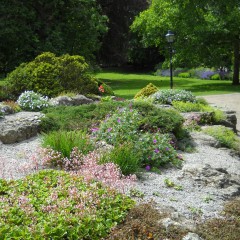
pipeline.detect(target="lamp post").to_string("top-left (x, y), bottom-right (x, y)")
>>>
top-left (165, 30), bottom-right (175, 89)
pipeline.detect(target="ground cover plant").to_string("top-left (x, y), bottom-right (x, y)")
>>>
top-left (203, 126), bottom-right (240, 151)
top-left (95, 70), bottom-right (240, 99)
top-left (0, 170), bottom-right (134, 239)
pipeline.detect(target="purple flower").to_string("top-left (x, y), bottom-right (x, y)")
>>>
top-left (153, 139), bottom-right (157, 144)
top-left (154, 149), bottom-right (160, 153)
top-left (145, 165), bottom-right (151, 171)
top-left (117, 118), bottom-right (121, 123)
top-left (166, 147), bottom-right (169, 151)
top-left (107, 128), bottom-right (112, 132)
top-left (91, 128), bottom-right (99, 132)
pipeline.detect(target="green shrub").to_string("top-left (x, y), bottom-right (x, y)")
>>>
top-left (135, 132), bottom-right (181, 168)
top-left (0, 170), bottom-right (134, 239)
top-left (134, 83), bottom-right (159, 99)
top-left (6, 52), bottom-right (113, 98)
top-left (98, 83), bottom-right (115, 96)
top-left (132, 101), bottom-right (184, 136)
top-left (42, 130), bottom-right (94, 158)
top-left (211, 73), bottom-right (221, 80)
top-left (203, 126), bottom-right (240, 150)
top-left (178, 72), bottom-right (191, 78)
top-left (172, 101), bottom-right (203, 112)
top-left (17, 90), bottom-right (49, 111)
top-left (196, 97), bottom-right (209, 105)
top-left (151, 89), bottom-right (196, 104)
top-left (99, 142), bottom-right (140, 175)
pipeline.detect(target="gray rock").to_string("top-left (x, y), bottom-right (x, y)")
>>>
top-left (182, 232), bottom-right (203, 240)
top-left (0, 105), bottom-right (14, 115)
top-left (0, 112), bottom-right (44, 144)
top-left (50, 94), bottom-right (93, 106)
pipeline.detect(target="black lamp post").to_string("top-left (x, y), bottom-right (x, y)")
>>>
top-left (165, 30), bottom-right (175, 89)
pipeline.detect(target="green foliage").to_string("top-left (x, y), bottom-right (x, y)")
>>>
top-left (134, 83), bottom-right (159, 99)
top-left (40, 101), bottom-right (126, 133)
top-left (2, 100), bottom-right (21, 113)
top-left (132, 101), bottom-right (184, 136)
top-left (0, 170), bottom-right (134, 239)
top-left (211, 73), bottom-right (221, 80)
top-left (6, 52), bottom-right (100, 97)
top-left (42, 130), bottom-right (94, 159)
top-left (99, 143), bottom-right (140, 175)
top-left (151, 90), bottom-right (197, 105)
top-left (17, 91), bottom-right (49, 111)
top-left (203, 126), bottom-right (240, 151)
top-left (0, 0), bottom-right (108, 74)
top-left (135, 132), bottom-right (181, 168)
top-left (178, 72), bottom-right (191, 78)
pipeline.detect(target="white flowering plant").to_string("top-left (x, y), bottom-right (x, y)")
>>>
top-left (17, 90), bottom-right (49, 111)
top-left (151, 89), bottom-right (196, 105)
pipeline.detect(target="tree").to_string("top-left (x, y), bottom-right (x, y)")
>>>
top-left (0, 0), bottom-right (108, 75)
top-left (131, 0), bottom-right (240, 85)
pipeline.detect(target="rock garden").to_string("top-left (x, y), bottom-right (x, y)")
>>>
top-left (0, 53), bottom-right (240, 240)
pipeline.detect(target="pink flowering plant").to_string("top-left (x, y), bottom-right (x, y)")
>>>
top-left (0, 170), bottom-right (134, 239)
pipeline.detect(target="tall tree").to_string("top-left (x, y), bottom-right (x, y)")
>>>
top-left (131, 0), bottom-right (240, 85)
top-left (0, 0), bottom-right (108, 75)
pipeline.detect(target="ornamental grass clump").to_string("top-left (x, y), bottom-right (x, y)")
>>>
top-left (0, 170), bottom-right (134, 239)
top-left (151, 89), bottom-right (196, 105)
top-left (17, 90), bottom-right (49, 111)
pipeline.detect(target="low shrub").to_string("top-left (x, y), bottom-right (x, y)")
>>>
top-left (42, 130), bottom-right (94, 159)
top-left (203, 126), bottom-right (240, 150)
top-left (134, 83), bottom-right (159, 99)
top-left (151, 89), bottom-right (196, 104)
top-left (178, 72), bottom-right (191, 78)
top-left (132, 101), bottom-right (184, 136)
top-left (135, 132), bottom-right (181, 168)
top-left (2, 100), bottom-right (21, 113)
top-left (99, 142), bottom-right (140, 175)
top-left (17, 91), bottom-right (49, 111)
top-left (211, 73), bottom-right (221, 80)
top-left (6, 52), bottom-right (113, 98)
top-left (0, 170), bottom-right (134, 239)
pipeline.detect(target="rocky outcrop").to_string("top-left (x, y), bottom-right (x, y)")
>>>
top-left (0, 112), bottom-right (44, 144)
top-left (49, 94), bottom-right (94, 106)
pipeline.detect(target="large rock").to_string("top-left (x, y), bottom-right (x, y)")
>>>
top-left (182, 232), bottom-right (203, 240)
top-left (50, 94), bottom-right (93, 106)
top-left (0, 112), bottom-right (44, 144)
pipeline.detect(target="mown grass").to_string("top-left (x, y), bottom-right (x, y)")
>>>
top-left (95, 70), bottom-right (240, 99)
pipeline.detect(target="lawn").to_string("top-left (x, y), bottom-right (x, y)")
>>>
top-left (95, 70), bottom-right (240, 99)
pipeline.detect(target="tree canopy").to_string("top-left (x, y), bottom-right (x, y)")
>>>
top-left (0, 0), bottom-right (108, 74)
top-left (131, 0), bottom-right (240, 85)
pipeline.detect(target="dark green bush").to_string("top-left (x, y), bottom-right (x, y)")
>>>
top-left (134, 83), bottom-right (159, 99)
top-left (132, 101), bottom-right (184, 136)
top-left (6, 52), bottom-right (113, 98)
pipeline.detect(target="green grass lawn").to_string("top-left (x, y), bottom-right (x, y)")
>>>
top-left (95, 70), bottom-right (240, 99)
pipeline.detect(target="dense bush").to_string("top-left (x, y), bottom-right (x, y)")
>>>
top-left (17, 91), bottom-right (49, 111)
top-left (6, 52), bottom-right (113, 97)
top-left (0, 170), bottom-right (134, 239)
top-left (132, 101), bottom-right (184, 135)
top-left (134, 83), bottom-right (159, 99)
top-left (178, 72), bottom-right (191, 78)
top-left (151, 89), bottom-right (196, 104)
top-left (211, 73), bottom-right (221, 80)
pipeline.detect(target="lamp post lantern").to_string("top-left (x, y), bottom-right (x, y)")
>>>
top-left (165, 30), bottom-right (175, 89)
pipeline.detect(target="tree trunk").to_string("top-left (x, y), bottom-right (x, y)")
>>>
top-left (232, 37), bottom-right (239, 85)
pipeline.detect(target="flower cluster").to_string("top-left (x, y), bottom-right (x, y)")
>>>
top-left (151, 89), bottom-right (196, 104)
top-left (17, 90), bottom-right (49, 111)
top-left (98, 85), bottom-right (105, 93)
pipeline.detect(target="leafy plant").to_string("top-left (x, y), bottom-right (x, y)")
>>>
top-left (134, 83), bottom-right (159, 99)
top-left (0, 170), bottom-right (134, 239)
top-left (99, 142), bottom-right (140, 175)
top-left (203, 126), bottom-right (240, 151)
top-left (178, 72), bottom-right (191, 78)
top-left (211, 73), bottom-right (221, 80)
top-left (17, 91), bottom-right (49, 111)
top-left (42, 130), bottom-right (94, 158)
top-left (151, 89), bottom-right (196, 104)
top-left (2, 100), bottom-right (21, 113)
